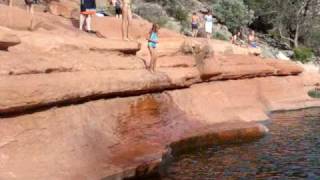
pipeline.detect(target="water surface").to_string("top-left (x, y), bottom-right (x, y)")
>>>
top-left (162, 108), bottom-right (320, 180)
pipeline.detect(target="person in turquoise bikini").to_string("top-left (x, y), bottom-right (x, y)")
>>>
top-left (147, 24), bottom-right (159, 72)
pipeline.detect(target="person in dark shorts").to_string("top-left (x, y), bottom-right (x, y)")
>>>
top-left (191, 12), bottom-right (199, 37)
top-left (115, 0), bottom-right (122, 19)
top-left (25, 0), bottom-right (34, 14)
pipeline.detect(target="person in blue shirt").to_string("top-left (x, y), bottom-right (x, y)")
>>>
top-left (147, 24), bottom-right (159, 72)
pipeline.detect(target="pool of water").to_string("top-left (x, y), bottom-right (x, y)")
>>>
top-left (162, 108), bottom-right (320, 180)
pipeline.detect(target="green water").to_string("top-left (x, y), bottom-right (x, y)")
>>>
top-left (162, 108), bottom-right (320, 180)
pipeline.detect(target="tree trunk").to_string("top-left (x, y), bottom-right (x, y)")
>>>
top-left (294, 24), bottom-right (300, 48)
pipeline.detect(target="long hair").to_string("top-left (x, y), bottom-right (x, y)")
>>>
top-left (150, 24), bottom-right (159, 34)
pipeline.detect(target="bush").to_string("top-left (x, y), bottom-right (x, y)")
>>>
top-left (293, 47), bottom-right (314, 64)
top-left (212, 0), bottom-right (254, 32)
top-left (308, 89), bottom-right (320, 99)
top-left (146, 16), bottom-right (169, 27)
top-left (213, 32), bottom-right (229, 41)
top-left (174, 7), bottom-right (188, 22)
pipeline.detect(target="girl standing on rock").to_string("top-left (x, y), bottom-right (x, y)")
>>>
top-left (80, 0), bottom-right (96, 33)
top-left (147, 24), bottom-right (159, 72)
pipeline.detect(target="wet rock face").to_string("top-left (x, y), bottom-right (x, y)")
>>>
top-left (0, 94), bottom-right (268, 180)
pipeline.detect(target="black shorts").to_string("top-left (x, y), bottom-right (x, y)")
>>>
top-left (115, 7), bottom-right (122, 15)
top-left (191, 23), bottom-right (198, 30)
top-left (25, 0), bottom-right (34, 5)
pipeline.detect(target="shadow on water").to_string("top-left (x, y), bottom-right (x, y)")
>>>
top-left (160, 108), bottom-right (320, 180)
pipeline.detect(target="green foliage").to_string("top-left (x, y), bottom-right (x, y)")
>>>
top-left (293, 47), bottom-right (314, 64)
top-left (269, 31), bottom-right (281, 40)
top-left (308, 89), bottom-right (320, 99)
top-left (306, 31), bottom-right (320, 56)
top-left (146, 16), bottom-right (169, 27)
top-left (212, 0), bottom-right (254, 32)
top-left (213, 32), bottom-right (229, 41)
top-left (174, 7), bottom-right (188, 22)
top-left (166, 4), bottom-right (189, 33)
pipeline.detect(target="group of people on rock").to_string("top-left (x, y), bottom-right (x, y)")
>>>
top-left (231, 29), bottom-right (258, 48)
top-left (191, 10), bottom-right (215, 39)
top-left (22, 0), bottom-right (256, 72)
top-left (191, 10), bottom-right (258, 48)
top-left (80, 0), bottom-right (132, 40)
top-left (80, 0), bottom-right (158, 72)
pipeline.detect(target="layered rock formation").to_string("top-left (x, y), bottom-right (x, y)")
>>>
top-left (0, 27), bottom-right (20, 50)
top-left (1, 4), bottom-right (320, 180)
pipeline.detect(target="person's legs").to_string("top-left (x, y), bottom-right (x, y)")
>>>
top-left (79, 14), bottom-right (85, 30)
top-left (86, 14), bottom-right (92, 31)
top-left (192, 27), bottom-right (195, 37)
top-left (121, 7), bottom-right (128, 40)
top-left (150, 47), bottom-right (157, 72)
top-left (147, 46), bottom-right (152, 70)
top-left (30, 4), bottom-right (34, 14)
top-left (26, 5), bottom-right (30, 13)
top-left (29, 4), bottom-right (34, 30)
top-left (126, 8), bottom-right (132, 39)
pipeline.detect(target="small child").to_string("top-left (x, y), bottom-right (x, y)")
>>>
top-left (147, 24), bottom-right (159, 72)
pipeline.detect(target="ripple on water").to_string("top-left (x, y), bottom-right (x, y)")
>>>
top-left (162, 108), bottom-right (320, 180)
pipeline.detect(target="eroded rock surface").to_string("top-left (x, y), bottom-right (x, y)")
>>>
top-left (0, 94), bottom-right (268, 180)
top-left (0, 27), bottom-right (20, 50)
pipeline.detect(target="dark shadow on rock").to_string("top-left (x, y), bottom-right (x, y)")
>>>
top-left (71, 18), bottom-right (79, 29)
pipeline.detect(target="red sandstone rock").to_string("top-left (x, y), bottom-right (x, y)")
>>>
top-left (0, 3), bottom-right (319, 179)
top-left (48, 0), bottom-right (79, 19)
top-left (0, 70), bottom-right (175, 114)
top-left (265, 59), bottom-right (303, 75)
top-left (0, 94), bottom-right (268, 180)
top-left (0, 5), bottom-right (35, 30)
top-left (0, 27), bottom-right (20, 50)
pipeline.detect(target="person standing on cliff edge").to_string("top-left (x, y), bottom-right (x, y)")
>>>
top-left (147, 24), bottom-right (159, 72)
top-left (121, 0), bottom-right (132, 40)
top-left (25, 0), bottom-right (35, 30)
top-left (79, 0), bottom-right (96, 33)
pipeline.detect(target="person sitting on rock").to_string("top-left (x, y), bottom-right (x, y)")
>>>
top-left (79, 0), bottom-right (96, 33)
top-left (121, 0), bottom-right (132, 40)
top-left (231, 31), bottom-right (240, 45)
top-left (231, 30), bottom-right (245, 46)
top-left (191, 12), bottom-right (199, 38)
top-left (248, 30), bottom-right (258, 48)
top-left (147, 24), bottom-right (159, 72)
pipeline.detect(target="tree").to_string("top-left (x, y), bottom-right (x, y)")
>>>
top-left (245, 0), bottom-right (320, 48)
top-left (212, 0), bottom-right (254, 32)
